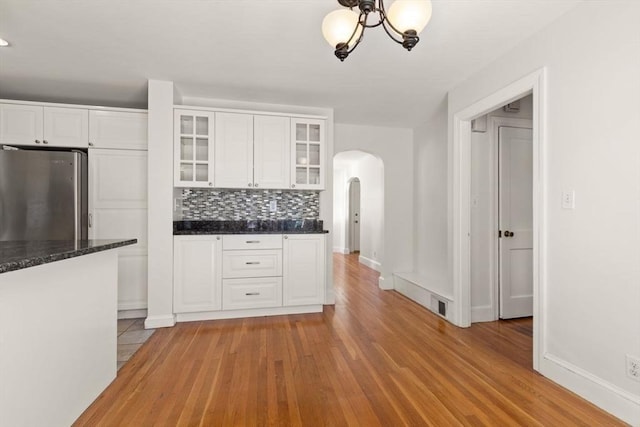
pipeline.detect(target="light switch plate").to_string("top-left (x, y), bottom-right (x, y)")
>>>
top-left (562, 190), bottom-right (575, 209)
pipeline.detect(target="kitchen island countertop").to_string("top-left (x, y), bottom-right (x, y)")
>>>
top-left (0, 239), bottom-right (137, 274)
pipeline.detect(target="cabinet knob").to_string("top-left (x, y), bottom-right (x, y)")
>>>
top-left (284, 235), bottom-right (288, 239)
top-left (35, 140), bottom-right (41, 144)
top-left (291, 184), bottom-right (295, 189)
top-left (208, 182), bottom-right (213, 186)
top-left (216, 236), bottom-right (220, 240)
top-left (254, 183), bottom-right (259, 188)
top-left (42, 140), bottom-right (49, 145)
top-left (88, 142), bottom-right (94, 147)
top-left (248, 183), bottom-right (253, 187)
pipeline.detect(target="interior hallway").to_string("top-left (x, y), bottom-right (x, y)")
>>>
top-left (75, 254), bottom-right (623, 425)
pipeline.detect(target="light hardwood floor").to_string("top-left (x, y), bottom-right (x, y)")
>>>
top-left (75, 254), bottom-right (625, 426)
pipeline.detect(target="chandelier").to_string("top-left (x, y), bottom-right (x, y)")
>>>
top-left (322, 0), bottom-right (432, 61)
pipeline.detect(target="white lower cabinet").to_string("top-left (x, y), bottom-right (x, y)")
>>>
top-left (283, 234), bottom-right (326, 306)
top-left (173, 233), bottom-right (325, 319)
top-left (89, 148), bottom-right (148, 312)
top-left (173, 235), bottom-right (222, 313)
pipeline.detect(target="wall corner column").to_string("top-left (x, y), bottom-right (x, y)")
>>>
top-left (145, 80), bottom-right (176, 329)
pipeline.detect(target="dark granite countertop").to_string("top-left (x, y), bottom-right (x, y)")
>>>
top-left (174, 220), bottom-right (328, 235)
top-left (0, 239), bottom-right (137, 274)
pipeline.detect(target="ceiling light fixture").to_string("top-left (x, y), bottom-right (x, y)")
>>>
top-left (322, 0), bottom-right (432, 61)
top-left (0, 38), bottom-right (9, 47)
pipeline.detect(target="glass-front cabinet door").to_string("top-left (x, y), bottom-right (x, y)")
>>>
top-left (174, 109), bottom-right (215, 187)
top-left (291, 118), bottom-right (325, 190)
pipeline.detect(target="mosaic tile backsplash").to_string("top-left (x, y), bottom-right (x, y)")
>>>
top-left (180, 189), bottom-right (320, 220)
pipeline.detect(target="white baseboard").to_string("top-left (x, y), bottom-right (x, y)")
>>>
top-left (144, 314), bottom-right (176, 329)
top-left (541, 353), bottom-right (640, 426)
top-left (393, 275), bottom-right (453, 323)
top-left (117, 301), bottom-right (147, 311)
top-left (118, 309), bottom-right (148, 320)
top-left (176, 305), bottom-right (323, 322)
top-left (378, 275), bottom-right (392, 290)
top-left (332, 247), bottom-right (350, 254)
top-left (471, 305), bottom-right (496, 323)
top-left (358, 255), bottom-right (381, 272)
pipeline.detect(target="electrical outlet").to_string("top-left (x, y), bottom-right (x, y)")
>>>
top-left (626, 355), bottom-right (640, 381)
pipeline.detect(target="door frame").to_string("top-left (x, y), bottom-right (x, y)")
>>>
top-left (452, 68), bottom-right (546, 371)
top-left (491, 117), bottom-right (533, 320)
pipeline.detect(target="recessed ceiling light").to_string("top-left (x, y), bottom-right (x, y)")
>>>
top-left (0, 38), bottom-right (9, 47)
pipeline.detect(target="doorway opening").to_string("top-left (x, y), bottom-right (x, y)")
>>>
top-left (452, 68), bottom-right (545, 371)
top-left (470, 96), bottom-right (533, 323)
top-left (332, 150), bottom-right (384, 272)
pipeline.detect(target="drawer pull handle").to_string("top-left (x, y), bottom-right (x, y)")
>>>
top-left (245, 261), bottom-right (261, 265)
top-left (245, 292), bottom-right (260, 296)
top-left (246, 240), bottom-right (260, 244)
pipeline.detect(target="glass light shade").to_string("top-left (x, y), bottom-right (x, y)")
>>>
top-left (322, 9), bottom-right (363, 48)
top-left (387, 0), bottom-right (432, 34)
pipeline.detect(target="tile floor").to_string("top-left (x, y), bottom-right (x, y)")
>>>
top-left (117, 318), bottom-right (155, 371)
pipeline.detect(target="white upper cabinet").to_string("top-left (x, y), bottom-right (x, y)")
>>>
top-left (89, 110), bottom-right (148, 149)
top-left (0, 104), bottom-right (88, 148)
top-left (214, 112), bottom-right (254, 189)
top-left (214, 113), bottom-right (291, 190)
top-left (0, 104), bottom-right (43, 145)
top-left (291, 118), bottom-right (325, 190)
top-left (174, 109), bottom-right (215, 188)
top-left (254, 115), bottom-right (290, 189)
top-left (43, 107), bottom-right (89, 147)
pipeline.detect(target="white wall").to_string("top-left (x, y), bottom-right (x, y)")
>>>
top-left (333, 152), bottom-right (384, 270)
top-left (442, 2), bottom-right (640, 422)
top-left (145, 80), bottom-right (176, 329)
top-left (413, 101), bottom-right (448, 287)
top-left (470, 95), bottom-right (533, 321)
top-left (335, 124), bottom-right (413, 288)
top-left (332, 164), bottom-right (348, 253)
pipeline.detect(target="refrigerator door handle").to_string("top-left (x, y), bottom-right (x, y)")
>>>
top-left (73, 152), bottom-right (82, 240)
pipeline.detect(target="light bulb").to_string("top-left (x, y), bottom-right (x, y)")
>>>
top-left (387, 0), bottom-right (432, 34)
top-left (322, 9), bottom-right (363, 48)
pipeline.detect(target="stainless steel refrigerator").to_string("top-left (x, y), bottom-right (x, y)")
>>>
top-left (0, 146), bottom-right (88, 241)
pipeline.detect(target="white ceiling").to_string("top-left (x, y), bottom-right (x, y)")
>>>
top-left (0, 0), bottom-right (581, 128)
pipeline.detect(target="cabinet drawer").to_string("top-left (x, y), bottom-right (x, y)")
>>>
top-left (222, 249), bottom-right (282, 278)
top-left (222, 277), bottom-right (282, 310)
top-left (223, 234), bottom-right (282, 250)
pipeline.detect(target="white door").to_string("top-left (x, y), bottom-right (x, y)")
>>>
top-left (215, 112), bottom-right (254, 189)
top-left (89, 149), bottom-right (148, 311)
top-left (0, 103), bottom-right (43, 146)
top-left (253, 115), bottom-right (290, 189)
top-left (499, 126), bottom-right (533, 319)
top-left (349, 179), bottom-right (361, 252)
